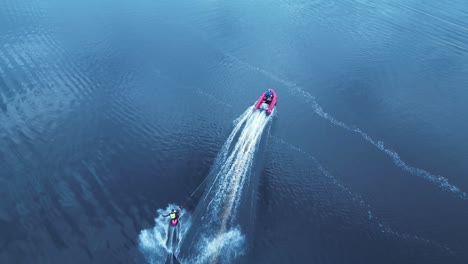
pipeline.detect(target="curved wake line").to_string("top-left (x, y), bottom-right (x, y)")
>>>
top-left (271, 135), bottom-right (454, 255)
top-left (224, 53), bottom-right (468, 200)
top-left (302, 92), bottom-right (468, 200)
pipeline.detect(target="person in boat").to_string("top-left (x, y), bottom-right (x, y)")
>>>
top-left (263, 89), bottom-right (274, 104)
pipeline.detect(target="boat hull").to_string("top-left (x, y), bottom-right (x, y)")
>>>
top-left (254, 89), bottom-right (277, 115)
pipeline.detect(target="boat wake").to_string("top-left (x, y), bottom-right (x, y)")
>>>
top-left (223, 53), bottom-right (468, 200)
top-left (139, 107), bottom-right (272, 264)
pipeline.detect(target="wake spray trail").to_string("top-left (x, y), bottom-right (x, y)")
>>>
top-left (177, 107), bottom-right (272, 264)
top-left (138, 107), bottom-right (272, 264)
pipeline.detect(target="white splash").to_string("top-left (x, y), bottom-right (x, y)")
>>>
top-left (138, 204), bottom-right (192, 264)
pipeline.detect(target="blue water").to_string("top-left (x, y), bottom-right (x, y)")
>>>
top-left (1, 0), bottom-right (468, 263)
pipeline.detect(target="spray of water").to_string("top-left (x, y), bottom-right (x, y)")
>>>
top-left (138, 204), bottom-right (192, 264)
top-left (139, 106), bottom-right (273, 264)
top-left (185, 107), bottom-right (271, 264)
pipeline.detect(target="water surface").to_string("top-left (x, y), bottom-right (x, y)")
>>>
top-left (1, 0), bottom-right (468, 263)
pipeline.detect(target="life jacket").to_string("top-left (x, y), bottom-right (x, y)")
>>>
top-left (169, 212), bottom-right (177, 219)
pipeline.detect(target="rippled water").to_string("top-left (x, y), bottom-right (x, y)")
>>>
top-left (1, 0), bottom-right (468, 263)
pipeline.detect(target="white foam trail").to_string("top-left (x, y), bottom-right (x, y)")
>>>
top-left (138, 204), bottom-right (192, 264)
top-left (304, 94), bottom-right (468, 199)
top-left (205, 109), bottom-right (269, 223)
top-left (224, 54), bottom-right (467, 199)
top-left (202, 108), bottom-right (255, 200)
top-left (180, 106), bottom-right (272, 264)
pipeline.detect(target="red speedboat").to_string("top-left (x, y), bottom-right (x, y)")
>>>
top-left (254, 89), bottom-right (277, 115)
